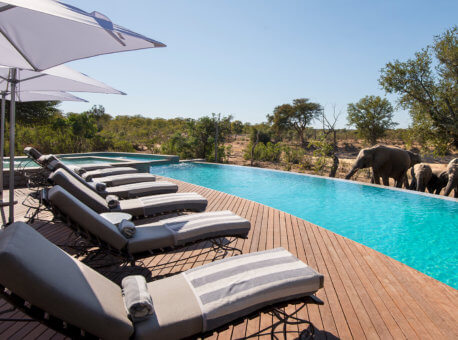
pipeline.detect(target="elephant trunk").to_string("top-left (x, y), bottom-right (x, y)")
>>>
top-left (345, 166), bottom-right (359, 180)
top-left (443, 174), bottom-right (457, 196)
top-left (417, 179), bottom-right (426, 192)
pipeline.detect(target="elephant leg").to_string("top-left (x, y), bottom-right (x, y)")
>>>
top-left (395, 174), bottom-right (405, 188)
top-left (372, 169), bottom-right (381, 185)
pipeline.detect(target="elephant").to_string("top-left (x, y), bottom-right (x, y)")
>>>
top-left (409, 163), bottom-right (432, 192)
top-left (426, 170), bottom-right (448, 195)
top-left (443, 158), bottom-right (458, 197)
top-left (345, 145), bottom-right (421, 188)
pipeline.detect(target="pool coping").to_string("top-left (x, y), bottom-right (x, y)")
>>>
top-left (183, 161), bottom-right (458, 203)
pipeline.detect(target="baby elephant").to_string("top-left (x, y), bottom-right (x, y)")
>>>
top-left (427, 170), bottom-right (449, 195)
top-left (409, 163), bottom-right (432, 192)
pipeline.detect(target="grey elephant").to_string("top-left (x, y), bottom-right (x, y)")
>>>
top-left (409, 163), bottom-right (432, 192)
top-left (427, 170), bottom-right (448, 195)
top-left (345, 145), bottom-right (421, 187)
top-left (443, 158), bottom-right (458, 197)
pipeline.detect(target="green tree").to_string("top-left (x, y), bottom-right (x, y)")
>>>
top-left (379, 26), bottom-right (457, 150)
top-left (267, 98), bottom-right (322, 148)
top-left (7, 101), bottom-right (62, 125)
top-left (187, 114), bottom-right (232, 160)
top-left (347, 95), bottom-right (397, 145)
top-left (231, 120), bottom-right (244, 135)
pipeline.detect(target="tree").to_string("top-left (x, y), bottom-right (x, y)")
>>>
top-left (231, 120), bottom-right (244, 135)
top-left (187, 114), bottom-right (232, 160)
top-left (7, 101), bottom-right (62, 125)
top-left (314, 106), bottom-right (341, 177)
top-left (267, 98), bottom-right (322, 148)
top-left (379, 26), bottom-right (457, 150)
top-left (347, 95), bottom-right (397, 145)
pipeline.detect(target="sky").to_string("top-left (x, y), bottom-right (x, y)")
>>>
top-left (60, 0), bottom-right (457, 128)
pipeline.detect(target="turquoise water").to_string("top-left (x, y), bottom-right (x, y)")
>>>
top-left (93, 153), bottom-right (167, 162)
top-left (60, 157), bottom-right (123, 165)
top-left (2, 159), bottom-right (38, 169)
top-left (151, 162), bottom-right (458, 288)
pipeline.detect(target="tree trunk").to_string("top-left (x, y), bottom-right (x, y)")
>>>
top-left (250, 132), bottom-right (259, 166)
top-left (329, 131), bottom-right (339, 177)
top-left (329, 154), bottom-right (339, 177)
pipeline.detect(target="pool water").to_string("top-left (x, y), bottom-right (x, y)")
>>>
top-left (151, 162), bottom-right (458, 288)
top-left (92, 153), bottom-right (168, 162)
top-left (59, 157), bottom-right (123, 165)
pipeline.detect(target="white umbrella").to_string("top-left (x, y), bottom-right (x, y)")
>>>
top-left (0, 0), bottom-right (166, 71)
top-left (0, 0), bottom-right (165, 223)
top-left (0, 65), bottom-right (125, 94)
top-left (5, 91), bottom-right (88, 102)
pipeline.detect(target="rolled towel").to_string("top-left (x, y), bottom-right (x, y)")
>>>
top-left (39, 154), bottom-right (60, 170)
top-left (122, 275), bottom-right (154, 322)
top-left (95, 182), bottom-right (107, 192)
top-left (106, 195), bottom-right (120, 209)
top-left (74, 166), bottom-right (86, 175)
top-left (118, 219), bottom-right (136, 238)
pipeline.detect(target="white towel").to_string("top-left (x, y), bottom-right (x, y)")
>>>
top-left (118, 219), bottom-right (136, 238)
top-left (122, 275), bottom-right (153, 321)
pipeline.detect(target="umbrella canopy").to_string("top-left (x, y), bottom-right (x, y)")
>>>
top-left (0, 0), bottom-right (166, 71)
top-left (0, 0), bottom-right (166, 225)
top-left (5, 91), bottom-right (87, 102)
top-left (0, 65), bottom-right (124, 94)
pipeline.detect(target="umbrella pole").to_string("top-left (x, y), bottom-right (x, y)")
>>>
top-left (0, 92), bottom-right (5, 200)
top-left (8, 69), bottom-right (17, 224)
top-left (0, 92), bottom-right (5, 226)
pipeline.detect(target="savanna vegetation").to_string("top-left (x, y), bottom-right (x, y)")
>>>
top-left (6, 26), bottom-right (457, 184)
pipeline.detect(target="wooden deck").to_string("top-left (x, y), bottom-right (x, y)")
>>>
top-left (0, 177), bottom-right (457, 339)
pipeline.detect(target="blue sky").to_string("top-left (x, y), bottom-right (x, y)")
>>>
top-left (61, 0), bottom-right (457, 128)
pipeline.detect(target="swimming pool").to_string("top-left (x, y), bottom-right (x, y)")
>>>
top-left (151, 162), bottom-right (458, 288)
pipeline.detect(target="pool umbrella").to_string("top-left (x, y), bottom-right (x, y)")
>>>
top-left (0, 0), bottom-right (165, 223)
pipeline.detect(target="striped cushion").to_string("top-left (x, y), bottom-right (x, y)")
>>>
top-left (163, 210), bottom-right (250, 244)
top-left (182, 247), bottom-right (323, 331)
top-left (92, 173), bottom-right (156, 186)
top-left (82, 167), bottom-right (138, 180)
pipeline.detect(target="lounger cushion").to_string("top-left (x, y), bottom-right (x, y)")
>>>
top-left (0, 222), bottom-right (134, 339)
top-left (134, 274), bottom-right (203, 340)
top-left (48, 186), bottom-right (128, 250)
top-left (92, 173), bottom-right (156, 187)
top-left (127, 211), bottom-right (249, 254)
top-left (119, 193), bottom-right (207, 217)
top-left (82, 167), bottom-right (138, 181)
top-left (135, 247), bottom-right (323, 339)
top-left (105, 181), bottom-right (178, 198)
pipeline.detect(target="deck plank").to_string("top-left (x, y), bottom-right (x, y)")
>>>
top-left (1, 179), bottom-right (457, 340)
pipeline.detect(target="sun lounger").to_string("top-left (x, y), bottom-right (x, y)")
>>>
top-left (48, 170), bottom-right (207, 217)
top-left (47, 185), bottom-right (250, 258)
top-left (0, 222), bottom-right (324, 340)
